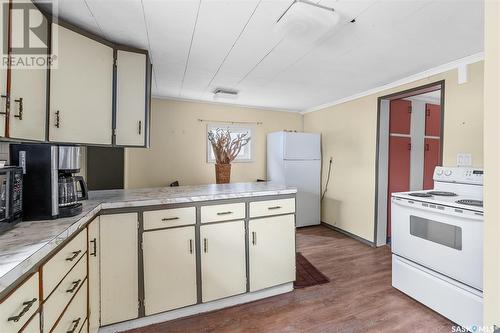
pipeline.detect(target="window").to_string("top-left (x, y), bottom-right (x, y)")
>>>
top-left (207, 124), bottom-right (253, 163)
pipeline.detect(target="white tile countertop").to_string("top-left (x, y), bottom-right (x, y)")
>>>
top-left (0, 182), bottom-right (296, 296)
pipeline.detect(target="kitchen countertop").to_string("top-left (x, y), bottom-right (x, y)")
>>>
top-left (0, 182), bottom-right (296, 296)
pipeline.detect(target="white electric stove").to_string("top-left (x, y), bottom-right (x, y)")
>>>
top-left (391, 166), bottom-right (483, 329)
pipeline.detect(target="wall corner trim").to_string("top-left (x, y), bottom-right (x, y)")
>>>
top-left (301, 52), bottom-right (484, 115)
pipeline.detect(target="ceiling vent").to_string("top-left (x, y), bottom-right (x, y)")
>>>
top-left (213, 88), bottom-right (239, 99)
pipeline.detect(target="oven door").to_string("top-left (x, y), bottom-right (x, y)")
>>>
top-left (391, 197), bottom-right (483, 290)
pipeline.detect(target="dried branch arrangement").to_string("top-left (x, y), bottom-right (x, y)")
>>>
top-left (208, 128), bottom-right (251, 164)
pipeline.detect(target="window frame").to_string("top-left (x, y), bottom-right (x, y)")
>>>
top-left (206, 123), bottom-right (254, 164)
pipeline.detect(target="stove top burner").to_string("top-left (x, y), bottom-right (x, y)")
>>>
top-left (456, 199), bottom-right (483, 207)
top-left (427, 191), bottom-right (458, 197)
top-left (408, 193), bottom-right (433, 198)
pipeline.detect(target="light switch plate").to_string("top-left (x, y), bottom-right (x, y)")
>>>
top-left (457, 153), bottom-right (472, 167)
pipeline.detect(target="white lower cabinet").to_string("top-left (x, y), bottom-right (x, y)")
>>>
top-left (248, 214), bottom-right (296, 292)
top-left (100, 213), bottom-right (139, 326)
top-left (200, 221), bottom-right (246, 302)
top-left (23, 313), bottom-right (40, 333)
top-left (88, 217), bottom-right (100, 333)
top-left (143, 226), bottom-right (197, 315)
top-left (51, 280), bottom-right (87, 333)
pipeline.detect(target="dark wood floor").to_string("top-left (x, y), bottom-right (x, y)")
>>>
top-left (125, 226), bottom-right (454, 333)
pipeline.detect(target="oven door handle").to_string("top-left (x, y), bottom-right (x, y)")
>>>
top-left (391, 198), bottom-right (484, 221)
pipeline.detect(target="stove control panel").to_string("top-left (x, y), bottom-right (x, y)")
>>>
top-left (433, 167), bottom-right (483, 185)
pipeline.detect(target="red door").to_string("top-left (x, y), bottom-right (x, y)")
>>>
top-left (390, 99), bottom-right (411, 134)
top-left (387, 136), bottom-right (411, 237)
top-left (425, 103), bottom-right (441, 136)
top-left (423, 138), bottom-right (441, 190)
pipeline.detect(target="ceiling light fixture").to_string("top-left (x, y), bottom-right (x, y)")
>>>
top-left (277, 0), bottom-right (335, 23)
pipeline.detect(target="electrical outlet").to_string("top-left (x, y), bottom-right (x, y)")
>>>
top-left (457, 153), bottom-right (472, 167)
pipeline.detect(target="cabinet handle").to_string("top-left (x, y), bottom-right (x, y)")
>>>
top-left (161, 217), bottom-right (179, 222)
top-left (0, 95), bottom-right (7, 115)
top-left (65, 250), bottom-right (81, 262)
top-left (268, 206), bottom-right (282, 210)
top-left (138, 120), bottom-right (142, 135)
top-left (203, 238), bottom-right (208, 253)
top-left (90, 238), bottom-right (97, 257)
top-left (189, 239), bottom-right (193, 254)
top-left (66, 279), bottom-right (81, 293)
top-left (252, 231), bottom-right (257, 245)
top-left (216, 211), bottom-right (233, 216)
top-left (55, 110), bottom-right (60, 128)
top-left (7, 298), bottom-right (37, 322)
top-left (14, 97), bottom-right (23, 120)
top-left (66, 318), bottom-right (81, 333)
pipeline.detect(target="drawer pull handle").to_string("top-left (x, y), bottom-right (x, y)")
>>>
top-left (90, 238), bottom-right (97, 257)
top-left (268, 206), bottom-right (282, 210)
top-left (189, 239), bottom-right (193, 254)
top-left (66, 279), bottom-right (81, 293)
top-left (55, 110), bottom-right (60, 128)
top-left (252, 231), bottom-right (257, 245)
top-left (203, 238), bottom-right (208, 253)
top-left (14, 97), bottom-right (23, 120)
top-left (7, 298), bottom-right (37, 322)
top-left (67, 318), bottom-right (81, 333)
top-left (216, 211), bottom-right (233, 216)
top-left (65, 250), bottom-right (82, 262)
top-left (161, 217), bottom-right (179, 221)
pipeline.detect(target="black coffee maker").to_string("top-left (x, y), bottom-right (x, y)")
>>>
top-left (10, 144), bottom-right (88, 220)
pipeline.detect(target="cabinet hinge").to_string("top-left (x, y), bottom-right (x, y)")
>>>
top-left (407, 143), bottom-right (412, 151)
top-left (408, 105), bottom-right (412, 114)
top-left (113, 128), bottom-right (117, 137)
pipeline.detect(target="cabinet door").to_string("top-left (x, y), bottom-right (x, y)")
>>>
top-left (143, 226), bottom-right (197, 315)
top-left (100, 213), bottom-right (138, 326)
top-left (115, 50), bottom-right (147, 146)
top-left (200, 221), bottom-right (246, 302)
top-left (88, 217), bottom-right (100, 333)
top-left (49, 24), bottom-right (113, 145)
top-left (9, 1), bottom-right (47, 141)
top-left (248, 214), bottom-right (296, 292)
top-left (0, 0), bottom-right (7, 137)
top-left (424, 138), bottom-right (441, 190)
top-left (425, 103), bottom-right (441, 137)
top-left (389, 99), bottom-right (411, 135)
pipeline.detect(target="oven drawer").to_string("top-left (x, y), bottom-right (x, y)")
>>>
top-left (144, 207), bottom-right (196, 230)
top-left (392, 255), bottom-right (482, 328)
top-left (0, 272), bottom-right (39, 333)
top-left (201, 203), bottom-right (245, 223)
top-left (42, 230), bottom-right (86, 300)
top-left (43, 255), bottom-right (87, 332)
top-left (249, 198), bottom-right (295, 218)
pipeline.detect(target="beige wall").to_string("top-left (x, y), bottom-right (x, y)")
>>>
top-left (483, 0), bottom-right (500, 327)
top-left (304, 61), bottom-right (484, 242)
top-left (124, 99), bottom-right (303, 188)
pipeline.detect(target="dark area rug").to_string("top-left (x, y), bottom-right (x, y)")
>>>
top-left (294, 252), bottom-right (330, 289)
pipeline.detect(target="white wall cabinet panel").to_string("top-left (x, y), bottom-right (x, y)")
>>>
top-left (115, 50), bottom-right (147, 146)
top-left (49, 24), bottom-right (113, 144)
top-left (9, 1), bottom-right (47, 141)
top-left (200, 221), bottom-right (246, 302)
top-left (100, 213), bottom-right (138, 326)
top-left (249, 214), bottom-right (296, 292)
top-left (88, 217), bottom-right (100, 333)
top-left (143, 226), bottom-right (197, 315)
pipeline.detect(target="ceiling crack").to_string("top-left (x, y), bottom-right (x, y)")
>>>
top-left (180, 0), bottom-right (202, 96)
top-left (140, 0), bottom-right (159, 90)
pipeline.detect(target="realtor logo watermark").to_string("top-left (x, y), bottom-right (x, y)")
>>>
top-left (1, 0), bottom-right (58, 69)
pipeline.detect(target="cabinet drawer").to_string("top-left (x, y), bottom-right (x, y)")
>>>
top-left (51, 280), bottom-right (87, 333)
top-left (43, 256), bottom-right (87, 332)
top-left (22, 313), bottom-right (40, 333)
top-left (0, 273), bottom-right (39, 333)
top-left (42, 230), bottom-right (86, 300)
top-left (144, 207), bottom-right (195, 230)
top-left (201, 203), bottom-right (245, 223)
top-left (249, 198), bottom-right (295, 218)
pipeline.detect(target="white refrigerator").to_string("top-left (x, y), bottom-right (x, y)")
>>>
top-left (267, 131), bottom-right (321, 227)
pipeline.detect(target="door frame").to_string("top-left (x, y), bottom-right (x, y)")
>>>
top-left (374, 80), bottom-right (445, 246)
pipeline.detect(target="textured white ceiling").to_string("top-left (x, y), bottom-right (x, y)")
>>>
top-left (36, 0), bottom-right (484, 112)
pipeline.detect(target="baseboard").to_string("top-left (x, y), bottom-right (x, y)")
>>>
top-left (98, 282), bottom-right (294, 333)
top-left (321, 222), bottom-right (375, 247)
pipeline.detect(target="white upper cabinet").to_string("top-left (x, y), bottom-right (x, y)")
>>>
top-left (115, 50), bottom-right (148, 147)
top-left (49, 23), bottom-right (113, 145)
top-left (9, 0), bottom-right (47, 141)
